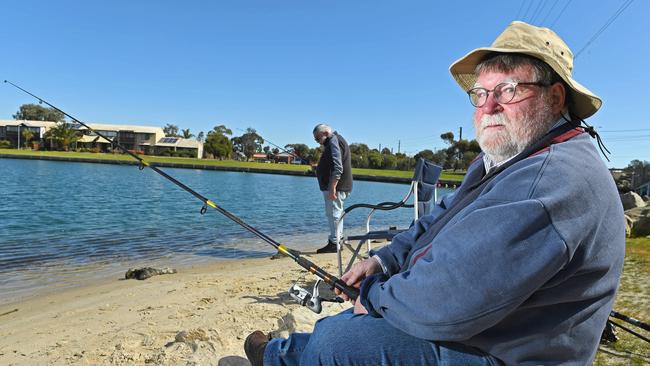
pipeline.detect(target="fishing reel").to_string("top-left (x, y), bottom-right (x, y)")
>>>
top-left (289, 278), bottom-right (344, 314)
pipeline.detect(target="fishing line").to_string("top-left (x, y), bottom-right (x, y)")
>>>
top-left (4, 80), bottom-right (359, 300)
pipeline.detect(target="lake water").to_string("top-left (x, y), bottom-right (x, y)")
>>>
top-left (0, 158), bottom-right (452, 304)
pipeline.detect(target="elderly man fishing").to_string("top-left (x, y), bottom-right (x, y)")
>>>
top-left (245, 21), bottom-right (624, 366)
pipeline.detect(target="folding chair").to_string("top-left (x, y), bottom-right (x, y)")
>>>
top-left (335, 158), bottom-right (442, 276)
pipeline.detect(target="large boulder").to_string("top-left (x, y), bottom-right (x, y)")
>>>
top-left (620, 192), bottom-right (646, 211)
top-left (625, 206), bottom-right (650, 237)
top-left (624, 214), bottom-right (633, 237)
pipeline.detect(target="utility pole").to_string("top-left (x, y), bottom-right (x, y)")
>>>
top-left (457, 126), bottom-right (463, 170)
top-left (398, 140), bottom-right (401, 154)
top-left (379, 143), bottom-right (381, 152)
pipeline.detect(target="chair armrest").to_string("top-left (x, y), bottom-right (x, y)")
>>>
top-left (343, 200), bottom-right (407, 214)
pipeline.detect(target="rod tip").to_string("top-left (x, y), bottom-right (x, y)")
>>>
top-left (3, 80), bottom-right (7, 83)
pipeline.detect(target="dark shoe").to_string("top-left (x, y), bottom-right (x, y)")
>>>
top-left (244, 330), bottom-right (270, 366)
top-left (316, 241), bottom-right (338, 254)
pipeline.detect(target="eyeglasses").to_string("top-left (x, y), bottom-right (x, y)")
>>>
top-left (467, 81), bottom-right (549, 107)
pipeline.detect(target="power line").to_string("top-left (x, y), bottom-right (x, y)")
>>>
top-left (600, 135), bottom-right (650, 140)
top-left (515, 0), bottom-right (527, 20)
top-left (550, 0), bottom-right (573, 28)
top-left (574, 0), bottom-right (635, 59)
top-left (529, 0), bottom-right (546, 24)
top-left (522, 0), bottom-right (535, 22)
top-left (604, 135), bottom-right (650, 140)
top-left (539, 0), bottom-right (560, 26)
top-left (600, 128), bottom-right (650, 133)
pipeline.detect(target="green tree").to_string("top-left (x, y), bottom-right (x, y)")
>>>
top-left (285, 143), bottom-right (309, 161)
top-left (204, 124), bottom-right (233, 159)
top-left (349, 143), bottom-right (371, 168)
top-left (461, 151), bottom-right (479, 168)
top-left (44, 122), bottom-right (80, 151)
top-left (431, 150), bottom-right (448, 166)
top-left (181, 128), bottom-right (194, 139)
top-left (163, 124), bottom-right (180, 137)
top-left (212, 125), bottom-right (233, 135)
top-left (231, 128), bottom-right (264, 160)
top-left (382, 153), bottom-right (397, 170)
top-left (440, 132), bottom-right (455, 145)
top-left (13, 104), bottom-right (64, 122)
top-left (395, 153), bottom-right (415, 171)
top-left (196, 131), bottom-right (205, 143)
top-left (305, 147), bottom-right (322, 164)
top-left (350, 143), bottom-right (370, 157)
top-left (468, 139), bottom-right (481, 153)
top-left (414, 149), bottom-right (435, 162)
top-left (21, 128), bottom-right (34, 148)
top-left (367, 150), bottom-right (383, 169)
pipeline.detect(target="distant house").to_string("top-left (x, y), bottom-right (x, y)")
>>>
top-left (152, 136), bottom-right (204, 158)
top-left (0, 120), bottom-right (204, 158)
top-left (252, 153), bottom-right (269, 162)
top-left (72, 122), bottom-right (164, 154)
top-left (274, 152), bottom-right (294, 164)
top-left (0, 120), bottom-right (57, 148)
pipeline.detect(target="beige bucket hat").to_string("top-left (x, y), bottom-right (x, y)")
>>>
top-left (449, 21), bottom-right (601, 119)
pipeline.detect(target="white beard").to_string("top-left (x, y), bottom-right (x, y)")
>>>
top-left (475, 95), bottom-right (556, 163)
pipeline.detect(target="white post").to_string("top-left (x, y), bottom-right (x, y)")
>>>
top-left (413, 181), bottom-right (419, 221)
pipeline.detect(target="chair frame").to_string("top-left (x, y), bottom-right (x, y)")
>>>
top-left (334, 179), bottom-right (438, 276)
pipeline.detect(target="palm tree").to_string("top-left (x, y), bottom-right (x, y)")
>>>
top-left (181, 129), bottom-right (194, 139)
top-left (44, 122), bottom-right (80, 151)
top-left (21, 127), bottom-right (34, 149)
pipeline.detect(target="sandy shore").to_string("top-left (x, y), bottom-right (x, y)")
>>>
top-left (3, 243), bottom-right (647, 366)
top-left (0, 252), bottom-right (351, 365)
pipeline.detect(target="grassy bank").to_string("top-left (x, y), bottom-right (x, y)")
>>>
top-left (595, 237), bottom-right (650, 365)
top-left (0, 149), bottom-right (465, 182)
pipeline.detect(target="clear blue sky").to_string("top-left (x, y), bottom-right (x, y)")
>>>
top-left (1, 0), bottom-right (647, 168)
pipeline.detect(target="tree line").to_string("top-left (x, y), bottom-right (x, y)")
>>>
top-left (163, 122), bottom-right (481, 171)
top-left (6, 104), bottom-right (497, 172)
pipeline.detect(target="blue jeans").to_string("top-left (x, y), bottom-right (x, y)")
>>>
top-left (263, 309), bottom-right (500, 366)
top-left (323, 191), bottom-right (349, 243)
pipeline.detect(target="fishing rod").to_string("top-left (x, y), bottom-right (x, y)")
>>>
top-left (4, 80), bottom-right (359, 301)
top-left (608, 310), bottom-right (650, 343)
top-left (611, 310), bottom-right (650, 332)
